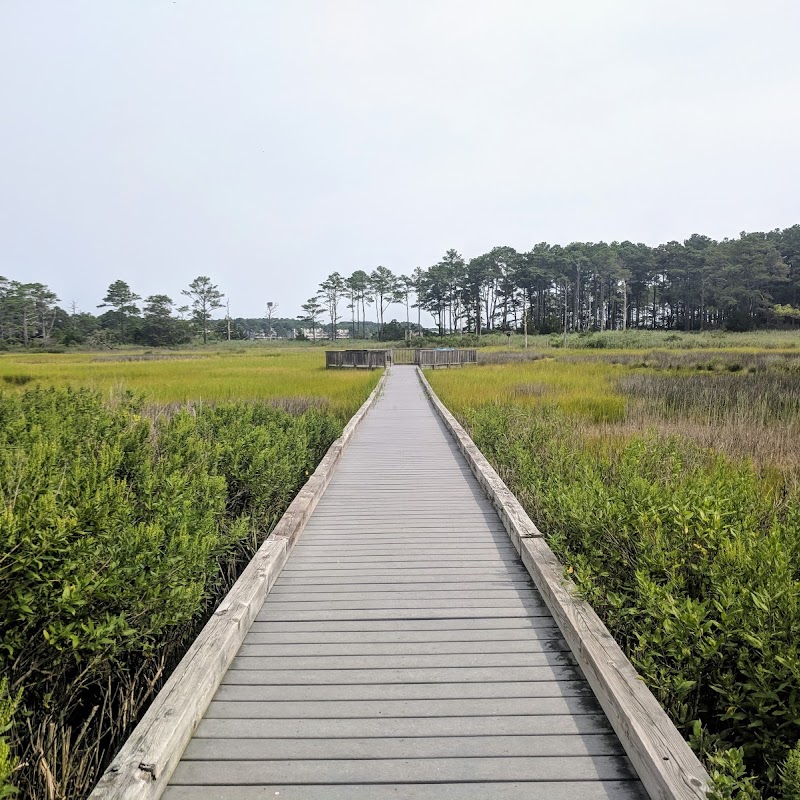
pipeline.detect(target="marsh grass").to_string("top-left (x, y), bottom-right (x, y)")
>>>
top-left (429, 346), bottom-right (800, 796)
top-left (552, 329), bottom-right (800, 350)
top-left (478, 350), bottom-right (549, 364)
top-left (429, 359), bottom-right (626, 423)
top-left (620, 371), bottom-right (800, 424)
top-left (0, 350), bottom-right (381, 799)
top-left (0, 348), bottom-right (379, 419)
top-left (432, 348), bottom-right (800, 476)
top-left (90, 353), bottom-right (209, 362)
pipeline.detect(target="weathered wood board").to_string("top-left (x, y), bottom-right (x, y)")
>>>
top-left (417, 366), bottom-right (711, 799)
top-left (161, 367), bottom-right (652, 800)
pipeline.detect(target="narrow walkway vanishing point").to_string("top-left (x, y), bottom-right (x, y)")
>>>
top-left (164, 366), bottom-right (647, 799)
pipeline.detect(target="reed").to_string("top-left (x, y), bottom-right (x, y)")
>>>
top-left (0, 350), bottom-right (380, 799)
top-left (0, 348), bottom-right (379, 420)
top-left (429, 347), bottom-right (800, 797)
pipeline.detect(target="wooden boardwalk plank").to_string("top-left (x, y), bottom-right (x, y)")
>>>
top-left (247, 617), bottom-right (553, 631)
top-left (243, 625), bottom-right (562, 641)
top-left (167, 367), bottom-right (645, 798)
top-left (163, 782), bottom-right (648, 800)
top-left (220, 665), bottom-right (585, 685)
top-left (181, 733), bottom-right (626, 760)
top-left (193, 714), bottom-right (616, 738)
top-left (203, 696), bottom-right (601, 718)
top-left (212, 680), bottom-right (592, 701)
top-left (169, 755), bottom-right (639, 784)
top-left (228, 651), bottom-right (577, 671)
top-left (236, 639), bottom-right (570, 655)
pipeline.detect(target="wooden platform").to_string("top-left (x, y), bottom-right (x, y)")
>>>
top-left (164, 366), bottom-right (646, 799)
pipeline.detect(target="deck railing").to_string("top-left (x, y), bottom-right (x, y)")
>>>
top-left (325, 349), bottom-right (388, 369)
top-left (391, 348), bottom-right (417, 365)
top-left (414, 348), bottom-right (477, 368)
top-left (326, 349), bottom-right (478, 368)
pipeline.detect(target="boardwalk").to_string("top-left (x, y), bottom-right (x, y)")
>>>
top-left (164, 366), bottom-right (646, 799)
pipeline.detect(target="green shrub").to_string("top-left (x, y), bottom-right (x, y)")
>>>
top-left (780, 742), bottom-right (800, 800)
top-left (0, 387), bottom-right (343, 799)
top-left (0, 677), bottom-right (21, 798)
top-left (458, 402), bottom-right (800, 796)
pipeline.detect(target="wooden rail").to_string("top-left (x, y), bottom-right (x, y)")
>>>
top-left (325, 349), bottom-right (388, 369)
top-left (91, 365), bottom-right (710, 799)
top-left (390, 347), bottom-right (417, 364)
top-left (417, 367), bottom-right (711, 800)
top-left (415, 348), bottom-right (477, 368)
top-left (88, 371), bottom-right (389, 800)
top-left (326, 349), bottom-right (477, 369)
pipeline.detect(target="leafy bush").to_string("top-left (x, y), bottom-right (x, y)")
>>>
top-left (0, 678), bottom-right (21, 798)
top-left (780, 742), bottom-right (800, 800)
top-left (0, 387), bottom-right (343, 799)
top-left (457, 402), bottom-right (800, 797)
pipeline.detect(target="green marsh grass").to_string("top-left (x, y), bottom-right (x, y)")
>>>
top-left (0, 348), bottom-right (379, 418)
top-left (428, 347), bottom-right (800, 797)
top-left (0, 348), bottom-right (381, 799)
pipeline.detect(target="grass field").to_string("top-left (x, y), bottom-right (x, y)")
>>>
top-left (0, 347), bottom-right (380, 417)
top-left (428, 338), bottom-right (800, 797)
top-left (436, 343), bottom-right (800, 479)
top-left (4, 334), bottom-right (800, 797)
top-left (0, 347), bottom-right (381, 800)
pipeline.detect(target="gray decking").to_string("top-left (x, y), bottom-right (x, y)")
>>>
top-left (164, 366), bottom-right (647, 799)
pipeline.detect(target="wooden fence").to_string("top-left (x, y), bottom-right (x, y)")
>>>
top-left (326, 349), bottom-right (478, 368)
top-left (391, 348), bottom-right (417, 365)
top-left (414, 349), bottom-right (477, 368)
top-left (325, 350), bottom-right (389, 369)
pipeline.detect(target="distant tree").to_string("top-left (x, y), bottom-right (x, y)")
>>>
top-left (98, 280), bottom-right (140, 342)
top-left (411, 267), bottom-right (426, 338)
top-left (347, 270), bottom-right (371, 338)
top-left (774, 303), bottom-right (800, 325)
top-left (138, 294), bottom-right (189, 347)
top-left (380, 318), bottom-right (407, 341)
top-left (60, 311), bottom-right (99, 346)
top-left (265, 301), bottom-right (279, 339)
top-left (214, 316), bottom-right (246, 340)
top-left (29, 283), bottom-right (60, 343)
top-left (0, 276), bottom-right (12, 341)
top-left (182, 276), bottom-right (224, 344)
top-left (318, 273), bottom-right (346, 340)
top-left (0, 280), bottom-right (60, 345)
top-left (369, 266), bottom-right (400, 339)
top-left (301, 297), bottom-right (324, 340)
top-left (397, 274), bottom-right (414, 341)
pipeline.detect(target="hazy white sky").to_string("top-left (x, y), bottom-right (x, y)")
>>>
top-left (1, 0), bottom-right (798, 319)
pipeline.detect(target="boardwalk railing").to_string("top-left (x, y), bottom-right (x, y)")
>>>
top-left (417, 367), bottom-right (711, 800)
top-left (325, 349), bottom-right (388, 369)
top-left (326, 349), bottom-right (477, 368)
top-left (390, 348), bottom-right (417, 365)
top-left (415, 348), bottom-right (477, 368)
top-left (89, 371), bottom-right (390, 800)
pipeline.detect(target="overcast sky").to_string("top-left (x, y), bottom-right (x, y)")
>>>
top-left (1, 1), bottom-right (798, 320)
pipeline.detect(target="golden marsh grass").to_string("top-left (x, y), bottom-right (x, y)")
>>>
top-left (0, 348), bottom-right (380, 417)
top-left (429, 344), bottom-right (800, 476)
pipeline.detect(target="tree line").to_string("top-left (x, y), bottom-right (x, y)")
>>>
top-left (3, 225), bottom-right (799, 347)
top-left (0, 276), bottom-right (228, 347)
top-left (307, 225), bottom-right (800, 339)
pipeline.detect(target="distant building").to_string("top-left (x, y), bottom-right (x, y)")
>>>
top-left (298, 328), bottom-right (351, 340)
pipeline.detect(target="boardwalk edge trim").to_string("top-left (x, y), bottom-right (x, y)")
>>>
top-left (88, 369), bottom-right (389, 800)
top-left (417, 366), bottom-right (711, 800)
